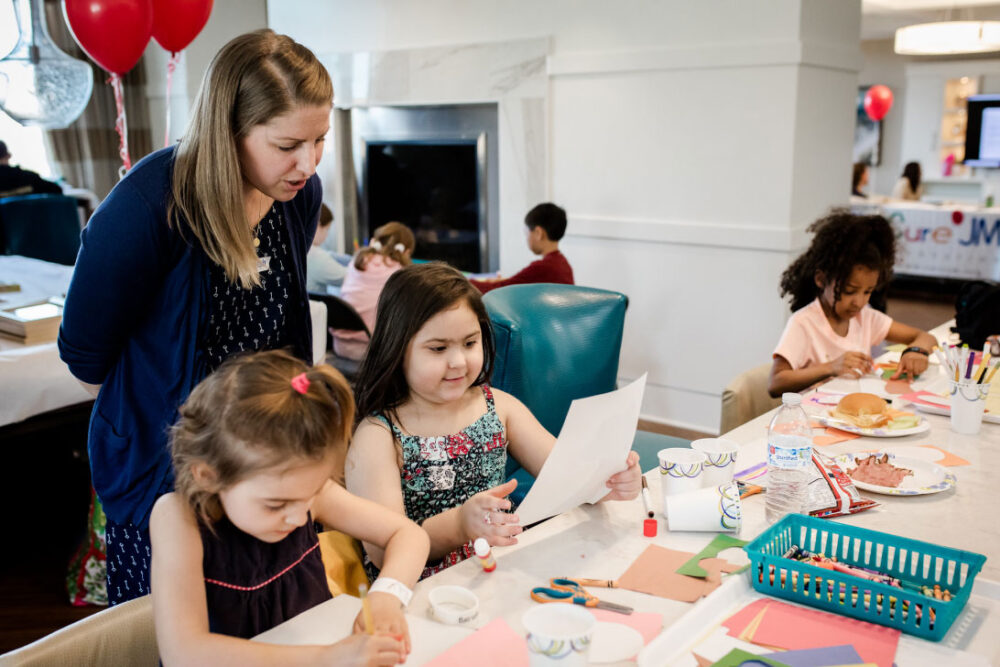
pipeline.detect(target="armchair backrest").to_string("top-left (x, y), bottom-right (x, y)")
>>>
top-left (0, 194), bottom-right (81, 265)
top-left (484, 284), bottom-right (628, 437)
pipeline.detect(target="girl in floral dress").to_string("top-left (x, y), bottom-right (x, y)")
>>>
top-left (345, 263), bottom-right (642, 580)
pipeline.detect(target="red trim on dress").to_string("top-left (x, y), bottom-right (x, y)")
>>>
top-left (205, 541), bottom-right (320, 592)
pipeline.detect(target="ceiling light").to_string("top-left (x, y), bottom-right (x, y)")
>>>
top-left (895, 21), bottom-right (1000, 55)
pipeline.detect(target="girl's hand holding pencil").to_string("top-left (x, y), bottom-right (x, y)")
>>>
top-left (352, 585), bottom-right (410, 664)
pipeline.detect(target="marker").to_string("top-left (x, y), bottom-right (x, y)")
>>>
top-left (966, 348), bottom-right (976, 380)
top-left (474, 537), bottom-right (496, 573)
top-left (640, 477), bottom-right (654, 518)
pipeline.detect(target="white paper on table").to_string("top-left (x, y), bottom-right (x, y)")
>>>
top-left (515, 374), bottom-right (647, 526)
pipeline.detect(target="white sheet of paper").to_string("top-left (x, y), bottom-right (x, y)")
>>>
top-left (515, 374), bottom-right (647, 526)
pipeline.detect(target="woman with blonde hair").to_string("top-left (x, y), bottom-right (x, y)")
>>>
top-left (59, 29), bottom-right (333, 604)
top-left (334, 222), bottom-right (415, 360)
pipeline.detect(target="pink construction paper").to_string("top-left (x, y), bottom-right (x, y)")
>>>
top-left (422, 611), bottom-right (661, 666)
top-left (591, 608), bottom-right (663, 644)
top-left (722, 598), bottom-right (771, 636)
top-left (749, 600), bottom-right (900, 667)
top-left (424, 617), bottom-right (528, 667)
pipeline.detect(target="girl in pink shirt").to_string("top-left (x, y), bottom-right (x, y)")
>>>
top-left (333, 222), bottom-right (415, 360)
top-left (768, 212), bottom-right (937, 396)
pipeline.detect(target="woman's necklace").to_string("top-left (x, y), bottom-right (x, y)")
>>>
top-left (252, 192), bottom-right (264, 248)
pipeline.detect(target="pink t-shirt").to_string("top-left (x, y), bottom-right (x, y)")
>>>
top-left (773, 298), bottom-right (893, 370)
top-left (333, 254), bottom-right (402, 360)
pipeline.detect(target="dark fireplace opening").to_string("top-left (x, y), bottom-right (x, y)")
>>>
top-left (365, 141), bottom-right (482, 272)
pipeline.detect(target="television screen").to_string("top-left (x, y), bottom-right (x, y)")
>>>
top-left (964, 94), bottom-right (1000, 167)
top-left (365, 141), bottom-right (482, 272)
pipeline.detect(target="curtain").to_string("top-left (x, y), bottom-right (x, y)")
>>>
top-left (42, 0), bottom-right (152, 201)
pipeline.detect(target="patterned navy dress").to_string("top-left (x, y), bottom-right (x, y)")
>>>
top-left (364, 385), bottom-right (508, 581)
top-left (202, 204), bottom-right (295, 369)
top-left (200, 513), bottom-right (331, 638)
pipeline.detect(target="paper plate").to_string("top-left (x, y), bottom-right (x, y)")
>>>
top-left (817, 413), bottom-right (930, 437)
top-left (589, 622), bottom-right (644, 663)
top-left (832, 452), bottom-right (956, 496)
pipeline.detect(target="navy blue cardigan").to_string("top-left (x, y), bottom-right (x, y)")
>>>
top-left (59, 147), bottom-right (320, 529)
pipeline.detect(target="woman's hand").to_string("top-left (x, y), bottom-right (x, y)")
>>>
top-left (459, 479), bottom-right (522, 546)
top-left (828, 351), bottom-right (872, 378)
top-left (325, 632), bottom-right (405, 667)
top-left (893, 350), bottom-right (928, 380)
top-left (352, 592), bottom-right (410, 655)
top-left (603, 451), bottom-right (641, 501)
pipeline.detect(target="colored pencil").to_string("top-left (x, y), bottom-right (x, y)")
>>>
top-left (359, 583), bottom-right (374, 635)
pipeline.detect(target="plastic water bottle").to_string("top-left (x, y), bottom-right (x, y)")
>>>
top-left (765, 393), bottom-right (813, 525)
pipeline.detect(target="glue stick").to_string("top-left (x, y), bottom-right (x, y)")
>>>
top-left (473, 538), bottom-right (496, 573)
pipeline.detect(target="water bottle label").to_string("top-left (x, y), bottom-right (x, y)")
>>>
top-left (767, 439), bottom-right (812, 470)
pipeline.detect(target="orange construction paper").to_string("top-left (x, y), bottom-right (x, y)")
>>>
top-left (747, 600), bottom-right (900, 667)
top-left (616, 545), bottom-right (741, 603)
top-left (813, 427), bottom-right (861, 447)
top-left (920, 445), bottom-right (970, 467)
top-left (885, 379), bottom-right (912, 394)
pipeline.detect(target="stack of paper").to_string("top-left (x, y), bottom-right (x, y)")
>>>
top-left (0, 298), bottom-right (63, 344)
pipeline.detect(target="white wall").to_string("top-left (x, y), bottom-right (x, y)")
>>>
top-left (144, 0), bottom-right (268, 151)
top-left (270, 0), bottom-right (862, 433)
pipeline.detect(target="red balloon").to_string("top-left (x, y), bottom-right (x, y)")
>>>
top-left (62, 0), bottom-right (153, 75)
top-left (863, 84), bottom-right (894, 122)
top-left (152, 0), bottom-right (213, 54)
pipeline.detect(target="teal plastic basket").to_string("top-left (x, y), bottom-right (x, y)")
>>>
top-left (745, 514), bottom-right (986, 641)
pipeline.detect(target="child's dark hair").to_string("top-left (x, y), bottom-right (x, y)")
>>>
top-left (318, 203), bottom-right (333, 228)
top-left (354, 222), bottom-right (415, 270)
top-left (851, 162), bottom-right (867, 192)
top-left (779, 210), bottom-right (896, 312)
top-left (902, 161), bottom-right (921, 193)
top-left (354, 262), bottom-right (495, 426)
top-left (524, 202), bottom-right (567, 241)
top-left (171, 350), bottom-right (355, 526)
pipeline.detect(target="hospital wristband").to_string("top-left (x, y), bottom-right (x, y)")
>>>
top-left (369, 576), bottom-right (413, 607)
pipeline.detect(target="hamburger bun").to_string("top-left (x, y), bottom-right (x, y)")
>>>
top-left (832, 392), bottom-right (889, 428)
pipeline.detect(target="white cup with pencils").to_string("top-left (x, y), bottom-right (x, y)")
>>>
top-left (941, 344), bottom-right (996, 435)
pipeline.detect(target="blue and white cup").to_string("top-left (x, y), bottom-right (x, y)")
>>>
top-left (691, 438), bottom-right (740, 487)
top-left (523, 604), bottom-right (595, 667)
top-left (658, 447), bottom-right (708, 512)
top-left (665, 481), bottom-right (742, 533)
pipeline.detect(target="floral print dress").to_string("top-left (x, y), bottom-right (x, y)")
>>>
top-left (364, 385), bottom-right (508, 581)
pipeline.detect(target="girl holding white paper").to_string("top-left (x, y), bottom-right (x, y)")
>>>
top-left (345, 263), bottom-right (642, 580)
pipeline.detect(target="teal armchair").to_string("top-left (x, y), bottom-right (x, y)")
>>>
top-left (483, 284), bottom-right (690, 504)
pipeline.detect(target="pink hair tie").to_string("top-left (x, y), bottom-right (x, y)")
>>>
top-left (290, 373), bottom-right (310, 395)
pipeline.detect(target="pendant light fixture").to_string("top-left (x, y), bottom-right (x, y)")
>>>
top-left (0, 0), bottom-right (93, 128)
top-left (895, 20), bottom-right (1000, 56)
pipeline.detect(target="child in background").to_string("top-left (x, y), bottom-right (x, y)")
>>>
top-left (306, 203), bottom-right (348, 292)
top-left (345, 263), bottom-right (640, 580)
top-left (768, 211), bottom-right (936, 397)
top-left (150, 350), bottom-right (428, 666)
top-left (470, 202), bottom-right (574, 294)
top-left (334, 222), bottom-right (415, 360)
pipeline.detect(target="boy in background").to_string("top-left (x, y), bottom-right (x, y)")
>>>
top-left (306, 203), bottom-right (348, 292)
top-left (470, 202), bottom-right (574, 294)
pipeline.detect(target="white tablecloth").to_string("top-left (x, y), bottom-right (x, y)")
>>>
top-left (855, 202), bottom-right (1000, 280)
top-left (0, 256), bottom-right (90, 427)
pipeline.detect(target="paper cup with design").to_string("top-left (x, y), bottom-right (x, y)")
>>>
top-left (522, 604), bottom-right (595, 667)
top-left (658, 448), bottom-right (708, 505)
top-left (950, 380), bottom-right (990, 435)
top-left (664, 481), bottom-right (742, 533)
top-left (690, 438), bottom-right (740, 487)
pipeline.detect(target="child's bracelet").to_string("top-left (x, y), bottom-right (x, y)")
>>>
top-left (370, 576), bottom-right (413, 607)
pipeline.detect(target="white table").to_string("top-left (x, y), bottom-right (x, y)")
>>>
top-left (0, 255), bottom-right (91, 427)
top-left (258, 320), bottom-right (1000, 664)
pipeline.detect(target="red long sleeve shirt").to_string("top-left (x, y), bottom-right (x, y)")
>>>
top-left (470, 250), bottom-right (574, 294)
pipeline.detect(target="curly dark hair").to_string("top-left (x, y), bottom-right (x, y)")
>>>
top-left (779, 209), bottom-right (896, 312)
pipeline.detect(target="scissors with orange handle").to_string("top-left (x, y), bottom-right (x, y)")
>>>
top-left (530, 578), bottom-right (633, 614)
